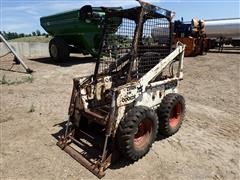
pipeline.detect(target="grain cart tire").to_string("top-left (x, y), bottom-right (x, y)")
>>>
top-left (49, 38), bottom-right (69, 61)
top-left (117, 106), bottom-right (158, 161)
top-left (157, 93), bottom-right (185, 137)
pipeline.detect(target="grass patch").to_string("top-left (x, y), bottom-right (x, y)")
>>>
top-left (0, 74), bottom-right (34, 85)
top-left (10, 36), bottom-right (51, 43)
top-left (1, 74), bottom-right (8, 84)
top-left (26, 76), bottom-right (34, 83)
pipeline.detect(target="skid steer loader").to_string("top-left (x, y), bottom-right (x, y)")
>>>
top-left (57, 0), bottom-right (186, 178)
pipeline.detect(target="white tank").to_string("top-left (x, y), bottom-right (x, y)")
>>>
top-left (205, 18), bottom-right (240, 39)
top-left (151, 27), bottom-right (169, 43)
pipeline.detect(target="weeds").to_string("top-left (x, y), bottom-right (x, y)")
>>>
top-left (28, 104), bottom-right (35, 113)
top-left (0, 74), bottom-right (8, 84)
top-left (0, 74), bottom-right (34, 85)
top-left (26, 76), bottom-right (34, 83)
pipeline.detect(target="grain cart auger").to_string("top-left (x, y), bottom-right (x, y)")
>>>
top-left (57, 0), bottom-right (186, 178)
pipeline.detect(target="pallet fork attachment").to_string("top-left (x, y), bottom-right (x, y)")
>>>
top-left (57, 131), bottom-right (115, 178)
top-left (57, 126), bottom-right (119, 178)
top-left (57, 90), bottom-right (118, 178)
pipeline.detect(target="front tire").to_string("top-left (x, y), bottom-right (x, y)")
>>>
top-left (117, 106), bottom-right (158, 161)
top-left (157, 93), bottom-right (185, 137)
top-left (49, 37), bottom-right (69, 61)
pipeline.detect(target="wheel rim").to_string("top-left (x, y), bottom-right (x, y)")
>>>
top-left (50, 44), bottom-right (58, 58)
top-left (169, 103), bottom-right (182, 128)
top-left (134, 119), bottom-right (152, 149)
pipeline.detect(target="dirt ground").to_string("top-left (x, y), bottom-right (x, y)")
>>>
top-left (0, 51), bottom-right (239, 180)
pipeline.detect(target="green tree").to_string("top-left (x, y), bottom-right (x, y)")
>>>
top-left (2, 31), bottom-right (8, 39)
top-left (19, 33), bottom-right (25, 38)
top-left (36, 30), bottom-right (41, 36)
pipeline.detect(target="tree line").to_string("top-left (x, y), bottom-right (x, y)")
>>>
top-left (0, 30), bottom-right (48, 40)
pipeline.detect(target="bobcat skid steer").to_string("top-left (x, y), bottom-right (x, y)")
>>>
top-left (57, 0), bottom-right (186, 178)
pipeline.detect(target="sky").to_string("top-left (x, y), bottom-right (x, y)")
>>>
top-left (0, 0), bottom-right (239, 34)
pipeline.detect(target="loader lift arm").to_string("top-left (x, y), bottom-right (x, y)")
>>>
top-left (140, 42), bottom-right (185, 88)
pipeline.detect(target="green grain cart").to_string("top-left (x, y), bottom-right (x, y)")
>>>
top-left (40, 5), bottom-right (121, 61)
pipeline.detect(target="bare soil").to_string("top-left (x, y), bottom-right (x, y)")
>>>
top-left (0, 52), bottom-right (239, 180)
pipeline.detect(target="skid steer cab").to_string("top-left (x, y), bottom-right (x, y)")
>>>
top-left (57, 0), bottom-right (186, 178)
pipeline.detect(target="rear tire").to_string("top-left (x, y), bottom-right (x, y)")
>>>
top-left (157, 93), bottom-right (185, 137)
top-left (117, 106), bottom-right (158, 161)
top-left (49, 37), bottom-right (69, 61)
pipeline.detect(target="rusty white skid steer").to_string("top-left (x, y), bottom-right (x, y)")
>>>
top-left (57, 0), bottom-right (186, 178)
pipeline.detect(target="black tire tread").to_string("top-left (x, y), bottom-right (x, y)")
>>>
top-left (117, 106), bottom-right (158, 161)
top-left (49, 37), bottom-right (69, 61)
top-left (157, 93), bottom-right (185, 137)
